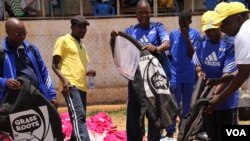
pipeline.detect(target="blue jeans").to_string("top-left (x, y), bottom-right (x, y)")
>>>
top-left (65, 86), bottom-right (90, 141)
top-left (167, 82), bottom-right (194, 133)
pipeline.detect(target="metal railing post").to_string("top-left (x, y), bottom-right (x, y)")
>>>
top-left (41, 0), bottom-right (45, 17)
top-left (3, 0), bottom-right (6, 20)
top-left (191, 0), bottom-right (194, 12)
top-left (80, 0), bottom-right (83, 15)
top-left (153, 0), bottom-right (158, 17)
top-left (116, 0), bottom-right (120, 16)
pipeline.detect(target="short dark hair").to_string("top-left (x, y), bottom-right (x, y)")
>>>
top-left (179, 10), bottom-right (192, 22)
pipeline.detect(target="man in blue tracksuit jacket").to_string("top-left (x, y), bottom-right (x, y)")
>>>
top-left (0, 18), bottom-right (57, 105)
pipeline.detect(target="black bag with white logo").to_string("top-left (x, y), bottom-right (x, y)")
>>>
top-left (112, 31), bottom-right (178, 134)
top-left (0, 77), bottom-right (63, 141)
top-left (133, 49), bottom-right (178, 129)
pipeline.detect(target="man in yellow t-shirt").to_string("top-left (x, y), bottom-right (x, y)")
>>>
top-left (52, 15), bottom-right (95, 141)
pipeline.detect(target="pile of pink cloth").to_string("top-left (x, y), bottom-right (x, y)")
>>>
top-left (60, 112), bottom-right (127, 141)
top-left (87, 112), bottom-right (127, 141)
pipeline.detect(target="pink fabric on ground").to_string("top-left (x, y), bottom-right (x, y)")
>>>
top-left (87, 112), bottom-right (113, 133)
top-left (61, 112), bottom-right (148, 141)
top-left (60, 112), bottom-right (72, 141)
top-left (87, 112), bottom-right (127, 141)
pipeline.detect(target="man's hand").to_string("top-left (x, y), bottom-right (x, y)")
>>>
top-left (206, 78), bottom-right (221, 86)
top-left (204, 94), bottom-right (223, 114)
top-left (144, 44), bottom-right (158, 52)
top-left (180, 27), bottom-right (190, 40)
top-left (110, 31), bottom-right (118, 53)
top-left (206, 75), bottom-right (234, 86)
top-left (6, 78), bottom-right (21, 90)
top-left (86, 69), bottom-right (96, 77)
top-left (197, 71), bottom-right (206, 78)
top-left (61, 78), bottom-right (71, 96)
top-left (110, 31), bottom-right (118, 39)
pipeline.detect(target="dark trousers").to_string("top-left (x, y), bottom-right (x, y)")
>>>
top-left (65, 86), bottom-right (90, 141)
top-left (205, 108), bottom-right (239, 141)
top-left (126, 81), bottom-right (161, 141)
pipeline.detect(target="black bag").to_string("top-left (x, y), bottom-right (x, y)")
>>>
top-left (112, 31), bottom-right (178, 134)
top-left (177, 79), bottom-right (215, 141)
top-left (132, 49), bottom-right (178, 132)
top-left (0, 77), bottom-right (63, 141)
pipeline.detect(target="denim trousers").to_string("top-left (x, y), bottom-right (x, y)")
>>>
top-left (64, 86), bottom-right (90, 141)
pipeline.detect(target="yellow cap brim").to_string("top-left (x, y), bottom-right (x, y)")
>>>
top-left (213, 16), bottom-right (227, 26)
top-left (213, 9), bottom-right (249, 25)
top-left (201, 24), bottom-right (219, 32)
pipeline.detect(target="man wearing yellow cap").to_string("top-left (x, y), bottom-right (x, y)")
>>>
top-left (193, 11), bottom-right (240, 141)
top-left (205, 2), bottom-right (250, 115)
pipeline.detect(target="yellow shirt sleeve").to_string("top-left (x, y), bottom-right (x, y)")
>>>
top-left (53, 37), bottom-right (66, 57)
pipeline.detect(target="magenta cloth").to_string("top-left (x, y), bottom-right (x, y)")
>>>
top-left (87, 112), bottom-right (127, 141)
top-left (60, 112), bottom-right (151, 141)
top-left (87, 112), bottom-right (113, 133)
top-left (60, 112), bottom-right (72, 141)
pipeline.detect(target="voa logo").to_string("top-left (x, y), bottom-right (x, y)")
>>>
top-left (226, 129), bottom-right (246, 136)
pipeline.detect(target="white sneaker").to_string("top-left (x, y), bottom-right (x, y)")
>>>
top-left (160, 137), bottom-right (177, 141)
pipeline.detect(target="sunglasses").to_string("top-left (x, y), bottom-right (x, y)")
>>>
top-left (13, 31), bottom-right (27, 36)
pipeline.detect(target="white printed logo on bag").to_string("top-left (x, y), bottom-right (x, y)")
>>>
top-left (139, 54), bottom-right (171, 98)
top-left (9, 106), bottom-right (54, 141)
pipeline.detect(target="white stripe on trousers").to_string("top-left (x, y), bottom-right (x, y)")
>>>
top-left (65, 93), bottom-right (82, 141)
